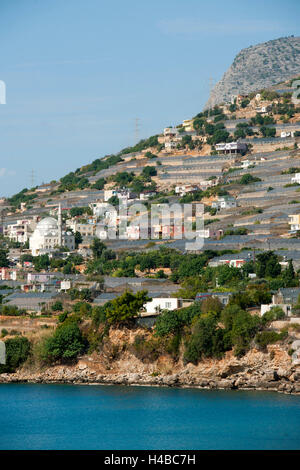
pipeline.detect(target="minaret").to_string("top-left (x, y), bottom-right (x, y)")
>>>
top-left (58, 203), bottom-right (62, 246)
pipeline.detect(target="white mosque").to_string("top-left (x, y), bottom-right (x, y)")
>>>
top-left (29, 205), bottom-right (75, 256)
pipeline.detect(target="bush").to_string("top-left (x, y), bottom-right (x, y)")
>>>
top-left (131, 335), bottom-right (162, 362)
top-left (255, 330), bottom-right (288, 349)
top-left (262, 306), bottom-right (285, 325)
top-left (183, 314), bottom-right (226, 364)
top-left (58, 312), bottom-right (68, 323)
top-left (105, 290), bottom-right (150, 325)
top-left (221, 305), bottom-right (261, 357)
top-left (0, 305), bottom-right (27, 316)
top-left (239, 174), bottom-right (261, 185)
top-left (52, 301), bottom-right (63, 312)
top-left (155, 303), bottom-right (202, 337)
top-left (40, 318), bottom-right (86, 363)
top-left (0, 336), bottom-right (31, 373)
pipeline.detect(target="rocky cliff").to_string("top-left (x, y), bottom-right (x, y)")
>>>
top-left (205, 36), bottom-right (300, 109)
top-left (1, 326), bottom-right (299, 394)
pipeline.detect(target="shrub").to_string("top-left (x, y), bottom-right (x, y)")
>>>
top-left (131, 335), bottom-right (162, 362)
top-left (183, 314), bottom-right (226, 364)
top-left (0, 336), bottom-right (31, 373)
top-left (261, 306), bottom-right (285, 325)
top-left (58, 312), bottom-right (68, 323)
top-left (40, 318), bottom-right (86, 363)
top-left (105, 290), bottom-right (150, 325)
top-left (239, 174), bottom-right (261, 185)
top-left (255, 330), bottom-right (288, 349)
top-left (52, 301), bottom-right (63, 312)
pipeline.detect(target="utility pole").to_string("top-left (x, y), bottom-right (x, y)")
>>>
top-left (0, 210), bottom-right (3, 235)
top-left (209, 76), bottom-right (214, 118)
top-left (135, 118), bottom-right (140, 145)
top-left (30, 169), bottom-right (35, 188)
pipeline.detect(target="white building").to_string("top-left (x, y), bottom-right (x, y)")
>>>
top-left (104, 189), bottom-right (135, 203)
top-left (288, 214), bottom-right (300, 232)
top-left (215, 142), bottom-right (248, 154)
top-left (164, 127), bottom-right (179, 138)
top-left (4, 218), bottom-right (38, 244)
top-left (212, 195), bottom-right (237, 210)
top-left (291, 173), bottom-right (300, 184)
top-left (29, 205), bottom-right (75, 256)
top-left (182, 119), bottom-right (194, 132)
top-left (104, 190), bottom-right (118, 202)
top-left (60, 280), bottom-right (72, 291)
top-left (241, 160), bottom-right (253, 169)
top-left (281, 131), bottom-right (294, 139)
top-left (66, 220), bottom-right (96, 238)
top-left (260, 304), bottom-right (291, 317)
top-left (175, 185), bottom-right (199, 196)
top-left (256, 104), bottom-right (272, 114)
top-left (144, 297), bottom-right (180, 314)
top-left (165, 140), bottom-right (178, 151)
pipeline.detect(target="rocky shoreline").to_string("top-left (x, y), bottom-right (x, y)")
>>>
top-left (1, 363), bottom-right (300, 394)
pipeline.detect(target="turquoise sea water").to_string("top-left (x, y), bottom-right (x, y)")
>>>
top-left (0, 383), bottom-right (299, 450)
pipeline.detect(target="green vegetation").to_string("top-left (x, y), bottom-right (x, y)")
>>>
top-left (40, 316), bottom-right (86, 363)
top-left (120, 135), bottom-right (159, 155)
top-left (58, 172), bottom-right (90, 192)
top-left (69, 206), bottom-right (92, 217)
top-left (260, 126), bottom-right (276, 138)
top-left (105, 290), bottom-right (150, 325)
top-left (238, 174), bottom-right (262, 185)
top-left (8, 188), bottom-right (38, 209)
top-left (0, 336), bottom-right (31, 373)
top-left (0, 249), bottom-right (9, 268)
top-left (93, 177), bottom-right (106, 190)
top-left (255, 330), bottom-right (288, 349)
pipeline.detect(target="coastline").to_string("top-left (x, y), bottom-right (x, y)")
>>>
top-left (1, 366), bottom-right (300, 394)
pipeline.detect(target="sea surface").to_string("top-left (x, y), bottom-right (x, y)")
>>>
top-left (0, 383), bottom-right (299, 450)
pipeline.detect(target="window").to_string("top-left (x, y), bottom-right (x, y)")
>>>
top-left (165, 302), bottom-right (172, 309)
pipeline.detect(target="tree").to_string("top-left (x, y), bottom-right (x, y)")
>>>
top-left (108, 195), bottom-right (119, 206)
top-left (33, 254), bottom-right (50, 271)
top-left (69, 206), bottom-right (92, 217)
top-left (239, 174), bottom-right (261, 185)
top-left (183, 314), bottom-right (225, 364)
top-left (221, 305), bottom-right (261, 357)
top-left (105, 290), bottom-right (151, 325)
top-left (52, 301), bottom-right (63, 312)
top-left (200, 297), bottom-right (223, 315)
top-left (41, 318), bottom-right (86, 363)
top-left (91, 238), bottom-right (106, 259)
top-left (0, 250), bottom-right (9, 267)
top-left (139, 255), bottom-right (156, 273)
top-left (260, 126), bottom-right (276, 138)
top-left (284, 259), bottom-right (295, 283)
top-left (20, 254), bottom-right (33, 264)
top-left (75, 231), bottom-right (83, 248)
top-left (0, 336), bottom-right (31, 373)
top-left (114, 171), bottom-right (134, 185)
top-left (142, 166), bottom-right (157, 178)
top-left (255, 251), bottom-right (281, 278)
top-left (208, 129), bottom-right (230, 145)
top-left (93, 177), bottom-right (106, 190)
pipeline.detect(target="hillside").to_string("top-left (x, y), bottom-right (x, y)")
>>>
top-left (205, 36), bottom-right (300, 109)
top-left (1, 76), bottom-right (300, 394)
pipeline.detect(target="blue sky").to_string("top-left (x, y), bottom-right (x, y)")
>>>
top-left (0, 0), bottom-right (300, 196)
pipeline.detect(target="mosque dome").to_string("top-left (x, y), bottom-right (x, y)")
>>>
top-left (35, 217), bottom-right (58, 235)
